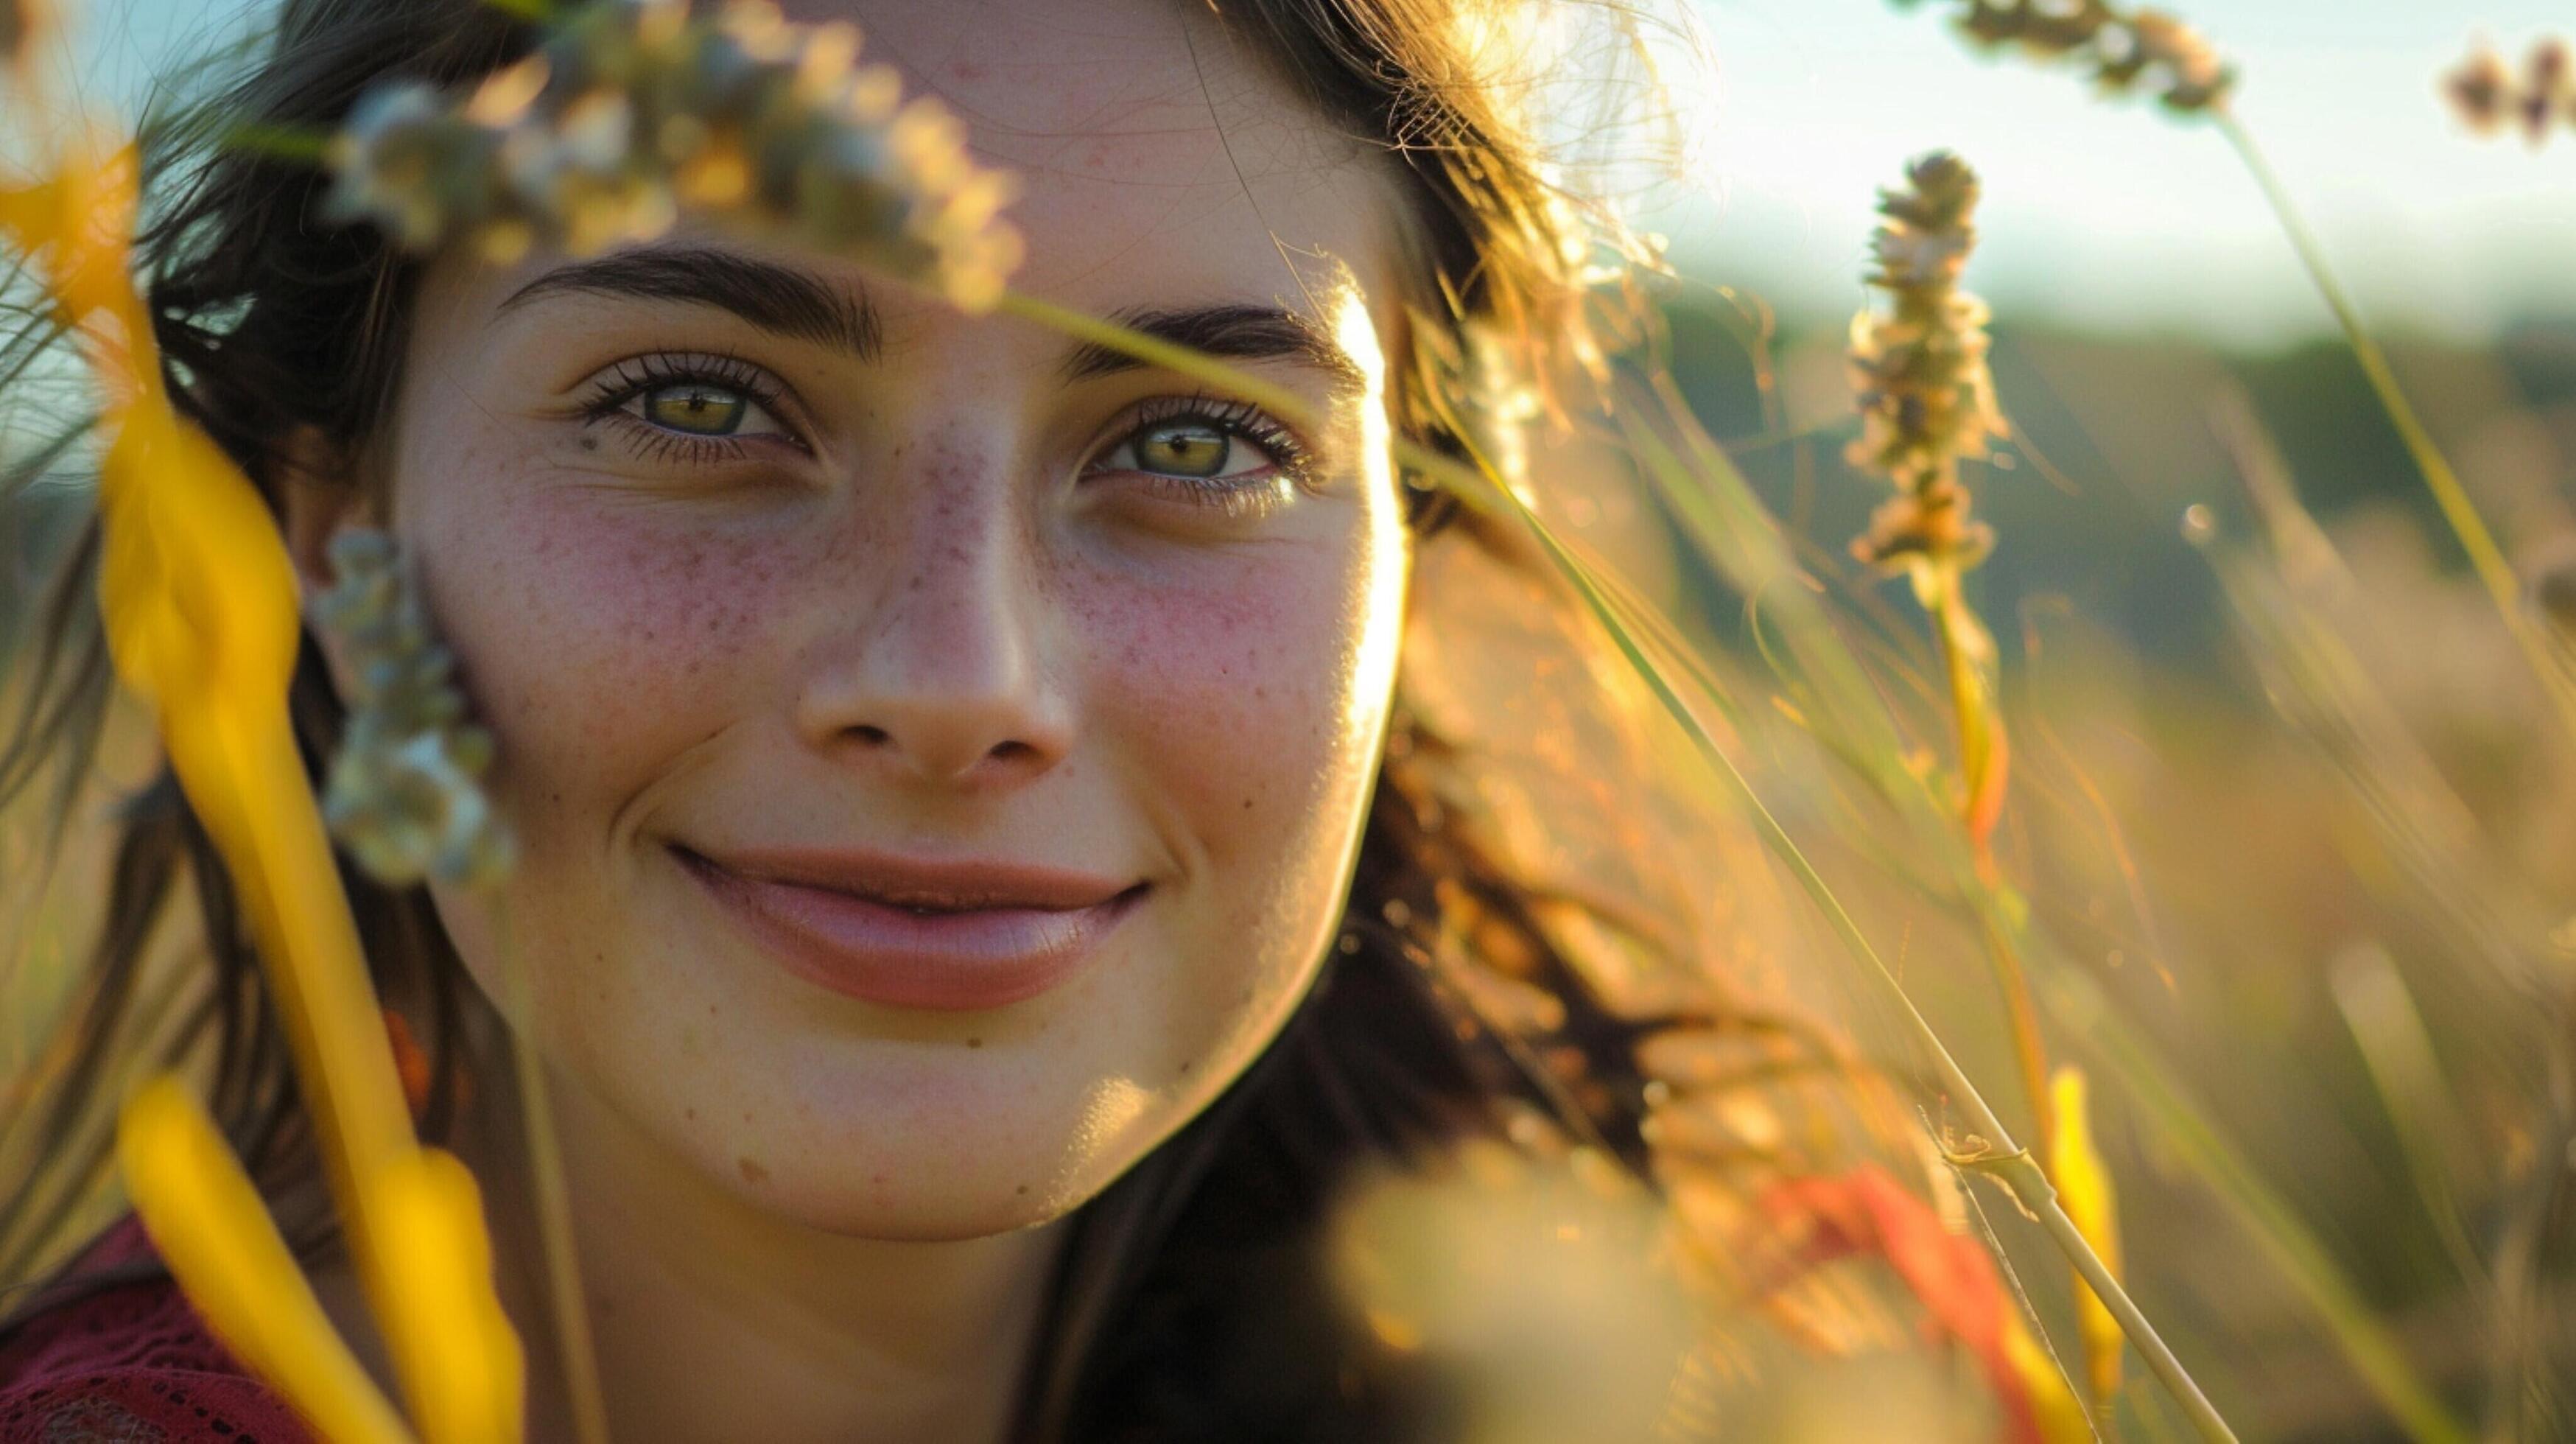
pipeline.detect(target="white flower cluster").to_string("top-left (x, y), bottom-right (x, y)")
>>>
top-left (323, 0), bottom-right (1022, 310)
top-left (315, 528), bottom-right (514, 889)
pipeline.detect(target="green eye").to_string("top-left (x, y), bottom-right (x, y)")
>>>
top-left (642, 384), bottom-right (748, 435)
top-left (1133, 421), bottom-right (1231, 478)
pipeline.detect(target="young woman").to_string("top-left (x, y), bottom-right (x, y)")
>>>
top-left (0, 0), bottom-right (1964, 1438)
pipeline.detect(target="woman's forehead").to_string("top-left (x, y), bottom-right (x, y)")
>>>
top-left (770, 0), bottom-right (1405, 306)
top-left (779, 0), bottom-right (1301, 136)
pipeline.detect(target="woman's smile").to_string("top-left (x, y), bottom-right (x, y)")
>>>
top-left (670, 842), bottom-right (1151, 1011)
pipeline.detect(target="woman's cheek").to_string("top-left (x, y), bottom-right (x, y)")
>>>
top-left (1081, 533), bottom-right (1384, 883)
top-left (414, 481), bottom-right (786, 847)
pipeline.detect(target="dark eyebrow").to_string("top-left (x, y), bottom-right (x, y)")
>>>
top-left (498, 246), bottom-right (881, 362)
top-left (1060, 304), bottom-right (1367, 396)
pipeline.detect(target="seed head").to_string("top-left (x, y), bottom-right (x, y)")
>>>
top-left (1846, 152), bottom-right (2006, 576)
top-left (2445, 45), bottom-right (2513, 136)
top-left (1896, 0), bottom-right (2236, 115)
top-left (2527, 39), bottom-right (2574, 144)
top-left (2444, 36), bottom-right (2575, 146)
top-left (324, 0), bottom-right (1022, 310)
top-left (313, 528), bottom-right (515, 889)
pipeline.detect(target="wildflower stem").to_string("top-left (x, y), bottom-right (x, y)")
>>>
top-left (494, 908), bottom-right (611, 1444)
top-left (2217, 108), bottom-right (2576, 746)
top-left (1973, 900), bottom-right (2057, 1155)
top-left (1929, 567), bottom-right (2062, 1156)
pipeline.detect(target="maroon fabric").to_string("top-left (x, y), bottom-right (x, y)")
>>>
top-left (0, 1219), bottom-right (311, 1443)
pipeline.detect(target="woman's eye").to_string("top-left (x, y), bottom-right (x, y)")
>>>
top-left (628, 382), bottom-right (785, 441)
top-left (642, 383), bottom-right (749, 435)
top-left (1133, 420), bottom-right (1236, 477)
top-left (1095, 416), bottom-right (1294, 485)
top-left (575, 354), bottom-right (804, 463)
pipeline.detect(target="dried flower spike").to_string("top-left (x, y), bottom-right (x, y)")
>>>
top-left (1845, 151), bottom-right (2006, 576)
top-left (2526, 39), bottom-right (2573, 143)
top-left (324, 0), bottom-right (1022, 311)
top-left (2445, 35), bottom-right (2575, 146)
top-left (315, 528), bottom-right (515, 889)
top-left (1895, 0), bottom-right (2236, 114)
top-left (2445, 43), bottom-right (2513, 135)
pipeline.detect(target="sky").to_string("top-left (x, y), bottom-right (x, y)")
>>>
top-left (39, 0), bottom-right (2576, 348)
top-left (1661, 0), bottom-right (2576, 345)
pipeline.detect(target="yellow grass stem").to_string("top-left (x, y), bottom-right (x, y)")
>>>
top-left (2216, 109), bottom-right (2576, 749)
top-left (2049, 1066), bottom-right (2124, 1415)
top-left (118, 1077), bottom-right (418, 1444)
top-left (369, 1147), bottom-right (524, 1443)
top-left (3, 127), bottom-right (526, 1441)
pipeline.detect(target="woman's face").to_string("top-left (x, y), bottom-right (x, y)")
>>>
top-left (356, 0), bottom-right (1414, 1240)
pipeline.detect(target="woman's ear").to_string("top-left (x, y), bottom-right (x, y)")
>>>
top-left (276, 424), bottom-right (371, 601)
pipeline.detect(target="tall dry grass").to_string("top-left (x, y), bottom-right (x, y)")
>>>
top-left (1, 1), bottom-right (2571, 1441)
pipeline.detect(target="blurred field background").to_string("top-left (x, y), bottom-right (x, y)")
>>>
top-left (7, 1), bottom-right (2576, 1440)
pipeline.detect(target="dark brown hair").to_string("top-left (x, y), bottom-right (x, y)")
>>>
top-left (0, 1), bottom-right (1720, 1436)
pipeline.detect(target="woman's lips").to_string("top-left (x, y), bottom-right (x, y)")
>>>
top-left (673, 844), bottom-right (1145, 1011)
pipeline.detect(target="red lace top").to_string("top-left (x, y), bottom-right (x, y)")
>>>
top-left (0, 1220), bottom-right (309, 1443)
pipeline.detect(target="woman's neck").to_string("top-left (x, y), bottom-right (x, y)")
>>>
top-left (320, 1007), bottom-right (1072, 1444)
top-left (496, 1069), bottom-right (1067, 1443)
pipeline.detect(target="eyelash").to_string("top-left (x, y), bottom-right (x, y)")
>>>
top-left (1084, 393), bottom-right (1316, 516)
top-left (574, 351), bottom-right (806, 466)
top-left (572, 357), bottom-right (1317, 514)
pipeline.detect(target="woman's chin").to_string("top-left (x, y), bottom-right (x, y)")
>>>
top-left (678, 1130), bottom-right (1097, 1241)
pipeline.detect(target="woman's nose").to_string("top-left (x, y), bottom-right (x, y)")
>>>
top-left (792, 476), bottom-right (1073, 790)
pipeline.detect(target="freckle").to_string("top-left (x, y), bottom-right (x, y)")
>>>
top-left (966, 1037), bottom-right (983, 1048)
top-left (1179, 1059), bottom-right (1193, 1074)
top-left (685, 1107), bottom-right (697, 1120)
top-left (737, 1157), bottom-right (770, 1185)
top-left (742, 1111), bottom-right (753, 1124)
top-left (1243, 797), bottom-right (1254, 810)
top-left (1016, 1185), bottom-right (1029, 1196)
top-left (579, 437), bottom-right (598, 452)
top-left (708, 1003), bottom-right (719, 1017)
